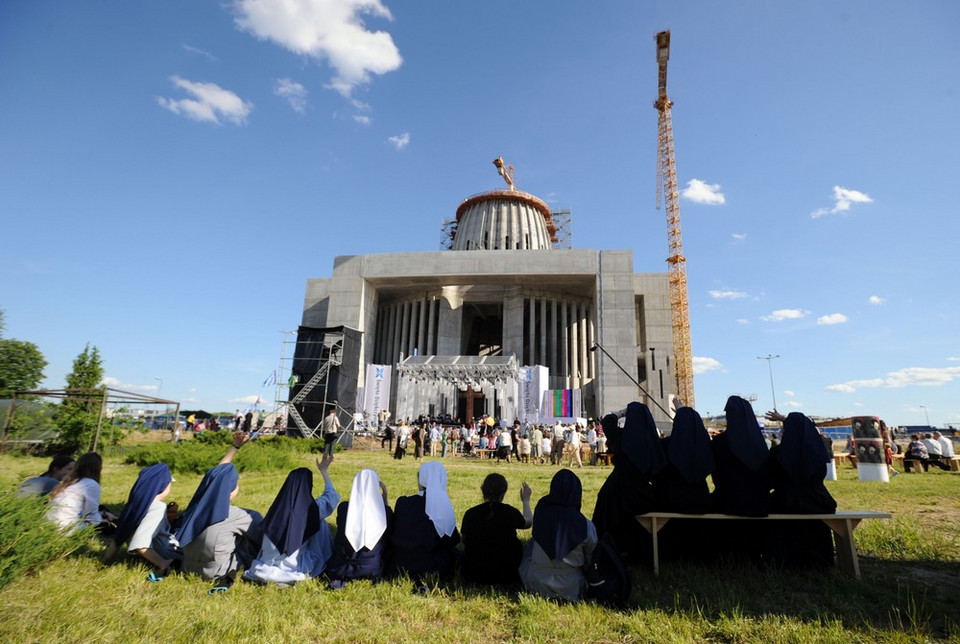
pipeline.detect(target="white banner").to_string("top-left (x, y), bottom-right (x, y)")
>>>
top-left (518, 366), bottom-right (549, 423)
top-left (362, 364), bottom-right (392, 420)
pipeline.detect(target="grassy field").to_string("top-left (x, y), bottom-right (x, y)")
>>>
top-left (1, 440), bottom-right (958, 643)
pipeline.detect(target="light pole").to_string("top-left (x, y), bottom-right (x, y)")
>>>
top-left (757, 354), bottom-right (780, 411)
top-left (153, 377), bottom-right (163, 429)
top-left (919, 405), bottom-right (930, 428)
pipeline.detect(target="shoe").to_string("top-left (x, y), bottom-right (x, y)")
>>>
top-left (146, 572), bottom-right (164, 583)
top-left (891, 470), bottom-right (899, 477)
top-left (208, 575), bottom-right (234, 595)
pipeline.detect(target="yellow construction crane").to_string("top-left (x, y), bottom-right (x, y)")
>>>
top-left (654, 30), bottom-right (695, 409)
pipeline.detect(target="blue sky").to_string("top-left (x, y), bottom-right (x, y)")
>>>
top-left (2, 1), bottom-right (958, 426)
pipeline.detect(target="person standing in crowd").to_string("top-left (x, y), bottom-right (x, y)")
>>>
top-left (322, 409), bottom-right (341, 454)
top-left (243, 409), bottom-right (253, 433)
top-left (519, 469), bottom-right (597, 601)
top-left (586, 423), bottom-right (598, 465)
top-left (394, 421), bottom-right (410, 460)
top-left (461, 473), bottom-right (532, 586)
top-left (529, 425), bottom-right (543, 464)
top-left (18, 455), bottom-right (75, 497)
top-left (326, 468), bottom-right (393, 589)
top-left (551, 428), bottom-right (565, 466)
top-left (565, 423), bottom-right (583, 468)
top-left (244, 454), bottom-right (339, 587)
top-left (429, 423), bottom-right (441, 458)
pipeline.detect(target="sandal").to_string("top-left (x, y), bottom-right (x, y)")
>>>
top-left (208, 575), bottom-right (234, 595)
top-left (147, 572), bottom-right (164, 583)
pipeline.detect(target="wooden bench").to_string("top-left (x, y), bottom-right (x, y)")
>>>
top-left (595, 453), bottom-right (613, 466)
top-left (474, 448), bottom-right (495, 459)
top-left (636, 510), bottom-right (892, 579)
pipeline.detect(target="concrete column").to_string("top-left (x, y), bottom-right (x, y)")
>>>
top-left (387, 304), bottom-right (397, 364)
top-left (539, 297), bottom-right (547, 368)
top-left (502, 286), bottom-right (525, 361)
top-left (437, 287), bottom-right (463, 354)
top-left (527, 297), bottom-right (535, 365)
top-left (560, 300), bottom-right (569, 388)
top-left (400, 301), bottom-right (410, 358)
top-left (426, 297), bottom-right (436, 355)
top-left (549, 299), bottom-right (558, 378)
top-left (417, 298), bottom-right (427, 356)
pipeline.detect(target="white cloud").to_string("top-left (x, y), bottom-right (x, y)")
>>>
top-left (761, 309), bottom-right (809, 322)
top-left (101, 376), bottom-right (159, 392)
top-left (353, 114), bottom-right (371, 125)
top-left (817, 313), bottom-right (848, 325)
top-left (709, 289), bottom-right (748, 300)
top-left (182, 43), bottom-right (217, 61)
top-left (826, 366), bottom-right (960, 393)
top-left (232, 0), bottom-right (402, 99)
top-left (949, 357), bottom-right (960, 362)
top-left (784, 401), bottom-right (803, 408)
top-left (736, 318), bottom-right (749, 325)
top-left (825, 383), bottom-right (856, 393)
top-left (731, 233), bottom-right (747, 241)
top-left (230, 395), bottom-right (262, 404)
top-left (387, 132), bottom-right (410, 149)
top-left (681, 179), bottom-right (726, 205)
top-left (274, 78), bottom-right (308, 113)
top-left (811, 185), bottom-right (873, 219)
top-left (784, 390), bottom-right (795, 397)
top-left (692, 356), bottom-right (723, 375)
top-left (868, 295), bottom-right (885, 305)
top-left (158, 76), bottom-right (253, 125)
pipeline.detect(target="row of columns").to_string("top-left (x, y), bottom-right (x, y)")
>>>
top-left (373, 296), bottom-right (440, 365)
top-left (452, 199), bottom-right (552, 251)
top-left (522, 296), bottom-right (595, 390)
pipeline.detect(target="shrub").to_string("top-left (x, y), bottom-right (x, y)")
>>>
top-left (0, 490), bottom-right (88, 590)
top-left (122, 435), bottom-right (331, 475)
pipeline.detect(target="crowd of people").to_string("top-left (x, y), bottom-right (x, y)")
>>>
top-left (20, 395), bottom-right (951, 601)
top-left (379, 415), bottom-right (610, 467)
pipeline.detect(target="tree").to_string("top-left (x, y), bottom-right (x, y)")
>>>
top-left (0, 339), bottom-right (47, 398)
top-left (57, 343), bottom-right (105, 451)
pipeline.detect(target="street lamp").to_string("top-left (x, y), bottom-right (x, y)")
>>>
top-left (757, 354), bottom-right (780, 411)
top-left (153, 377), bottom-right (163, 429)
top-left (919, 405), bottom-right (930, 427)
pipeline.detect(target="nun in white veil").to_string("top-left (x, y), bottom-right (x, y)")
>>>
top-left (326, 469), bottom-right (393, 588)
top-left (387, 461), bottom-right (460, 585)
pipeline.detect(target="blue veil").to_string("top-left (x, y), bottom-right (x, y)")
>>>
top-left (174, 463), bottom-right (239, 547)
top-left (113, 463), bottom-right (172, 547)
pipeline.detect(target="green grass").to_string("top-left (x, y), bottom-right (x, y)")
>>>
top-left (1, 448), bottom-right (958, 643)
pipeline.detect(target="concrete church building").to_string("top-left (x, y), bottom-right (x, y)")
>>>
top-left (298, 164), bottom-right (677, 427)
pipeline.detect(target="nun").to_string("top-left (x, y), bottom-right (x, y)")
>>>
top-left (175, 434), bottom-right (263, 589)
top-left (519, 469), bottom-right (598, 601)
top-left (326, 468), bottom-right (394, 588)
top-left (709, 396), bottom-right (771, 563)
top-left (767, 412), bottom-right (837, 569)
top-left (652, 407), bottom-right (715, 563)
top-left (387, 461), bottom-right (460, 586)
top-left (592, 403), bottom-right (666, 563)
top-left (243, 453), bottom-right (340, 587)
top-left (103, 463), bottom-right (182, 574)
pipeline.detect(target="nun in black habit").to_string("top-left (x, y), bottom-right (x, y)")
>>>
top-left (709, 395), bottom-right (771, 564)
top-left (653, 407), bottom-right (716, 563)
top-left (767, 412), bottom-right (837, 569)
top-left (592, 402), bottom-right (666, 564)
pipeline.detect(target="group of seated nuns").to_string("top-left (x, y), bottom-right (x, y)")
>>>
top-left (593, 397), bottom-right (837, 569)
top-left (99, 432), bottom-right (600, 600)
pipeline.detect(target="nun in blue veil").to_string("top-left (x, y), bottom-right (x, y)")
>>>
top-left (519, 469), bottom-right (597, 601)
top-left (175, 463), bottom-right (263, 584)
top-left (104, 463), bottom-right (181, 571)
top-left (767, 412), bottom-right (837, 569)
top-left (244, 454), bottom-right (340, 586)
top-left (592, 402), bottom-right (665, 564)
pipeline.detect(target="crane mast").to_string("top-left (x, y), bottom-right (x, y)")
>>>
top-left (654, 30), bottom-right (695, 409)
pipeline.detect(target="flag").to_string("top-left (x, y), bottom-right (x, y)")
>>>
top-left (262, 370), bottom-right (277, 387)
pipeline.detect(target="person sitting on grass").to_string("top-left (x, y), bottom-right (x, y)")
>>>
top-left (326, 468), bottom-right (394, 589)
top-left (18, 455), bottom-right (75, 497)
top-left (460, 473), bottom-right (532, 586)
top-left (174, 432), bottom-right (263, 592)
top-left (103, 463), bottom-right (182, 578)
top-left (387, 461), bottom-right (460, 591)
top-left (243, 454), bottom-right (339, 587)
top-left (46, 452), bottom-right (117, 534)
top-left (519, 469), bottom-right (597, 601)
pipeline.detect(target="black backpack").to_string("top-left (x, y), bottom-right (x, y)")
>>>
top-left (585, 533), bottom-right (632, 607)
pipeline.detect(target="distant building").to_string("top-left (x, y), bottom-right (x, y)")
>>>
top-left (297, 172), bottom-right (676, 427)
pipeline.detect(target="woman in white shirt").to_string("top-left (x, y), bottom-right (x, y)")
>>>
top-left (46, 452), bottom-right (107, 533)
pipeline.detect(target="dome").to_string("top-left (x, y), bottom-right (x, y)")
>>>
top-left (451, 189), bottom-right (557, 251)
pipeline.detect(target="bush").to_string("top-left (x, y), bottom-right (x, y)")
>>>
top-left (123, 435), bottom-right (331, 474)
top-left (0, 490), bottom-right (88, 591)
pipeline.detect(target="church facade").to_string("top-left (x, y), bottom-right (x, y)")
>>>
top-left (299, 175), bottom-right (677, 425)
